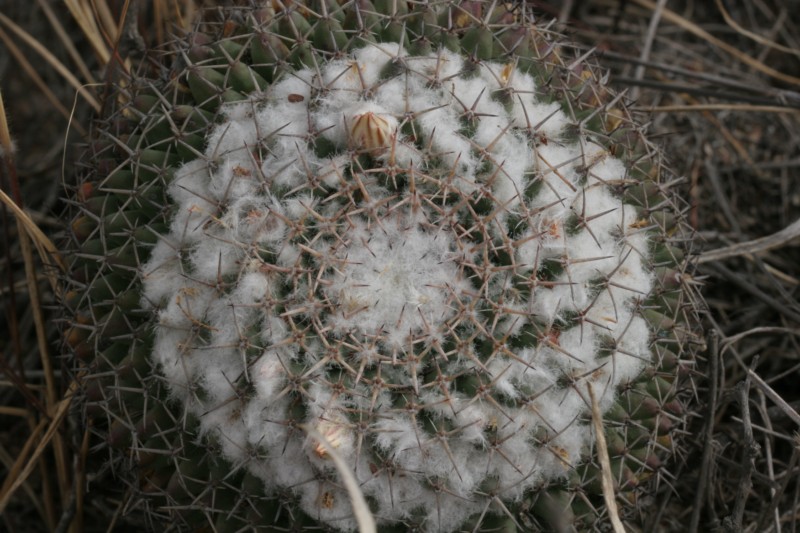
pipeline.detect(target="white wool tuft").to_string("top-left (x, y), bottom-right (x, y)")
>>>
top-left (322, 216), bottom-right (466, 345)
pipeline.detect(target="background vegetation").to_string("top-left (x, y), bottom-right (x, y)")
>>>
top-left (1, 1), bottom-right (799, 531)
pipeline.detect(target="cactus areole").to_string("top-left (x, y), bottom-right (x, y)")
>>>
top-left (66, 2), bottom-right (698, 531)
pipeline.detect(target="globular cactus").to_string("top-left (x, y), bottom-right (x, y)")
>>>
top-left (64, 1), bottom-right (701, 531)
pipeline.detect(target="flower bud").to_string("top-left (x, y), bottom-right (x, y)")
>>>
top-left (349, 110), bottom-right (396, 151)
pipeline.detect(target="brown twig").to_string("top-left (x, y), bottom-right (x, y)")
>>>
top-left (746, 369), bottom-right (800, 428)
top-left (699, 218), bottom-right (800, 264)
top-left (629, 0), bottom-right (667, 102)
top-left (756, 435), bottom-right (800, 533)
top-left (754, 390), bottom-right (780, 532)
top-left (722, 361), bottom-right (759, 532)
top-left (646, 103), bottom-right (800, 115)
top-left (714, 0), bottom-right (800, 57)
top-left (596, 51), bottom-right (800, 103)
top-left (630, 0), bottom-right (800, 86)
top-left (706, 262), bottom-right (800, 324)
top-left (690, 329), bottom-right (719, 533)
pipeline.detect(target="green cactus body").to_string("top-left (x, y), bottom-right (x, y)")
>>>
top-left (65, 2), bottom-right (700, 531)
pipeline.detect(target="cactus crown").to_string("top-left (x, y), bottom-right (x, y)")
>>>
top-left (66, 2), bottom-right (698, 531)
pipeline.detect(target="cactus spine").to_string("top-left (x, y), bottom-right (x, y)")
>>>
top-left (65, 1), bottom-right (699, 531)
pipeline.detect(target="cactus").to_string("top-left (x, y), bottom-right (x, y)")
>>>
top-left (64, 1), bottom-right (700, 531)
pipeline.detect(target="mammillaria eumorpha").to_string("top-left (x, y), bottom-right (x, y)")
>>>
top-left (140, 42), bottom-right (653, 531)
top-left (65, 2), bottom-right (698, 531)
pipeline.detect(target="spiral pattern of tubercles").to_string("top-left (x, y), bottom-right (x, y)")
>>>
top-left (140, 42), bottom-right (656, 531)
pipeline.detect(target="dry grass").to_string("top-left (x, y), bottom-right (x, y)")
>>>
top-left (1, 0), bottom-right (799, 531)
top-left (0, 3), bottom-right (200, 531)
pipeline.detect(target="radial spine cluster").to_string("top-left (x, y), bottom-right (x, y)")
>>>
top-left (140, 41), bottom-right (656, 531)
